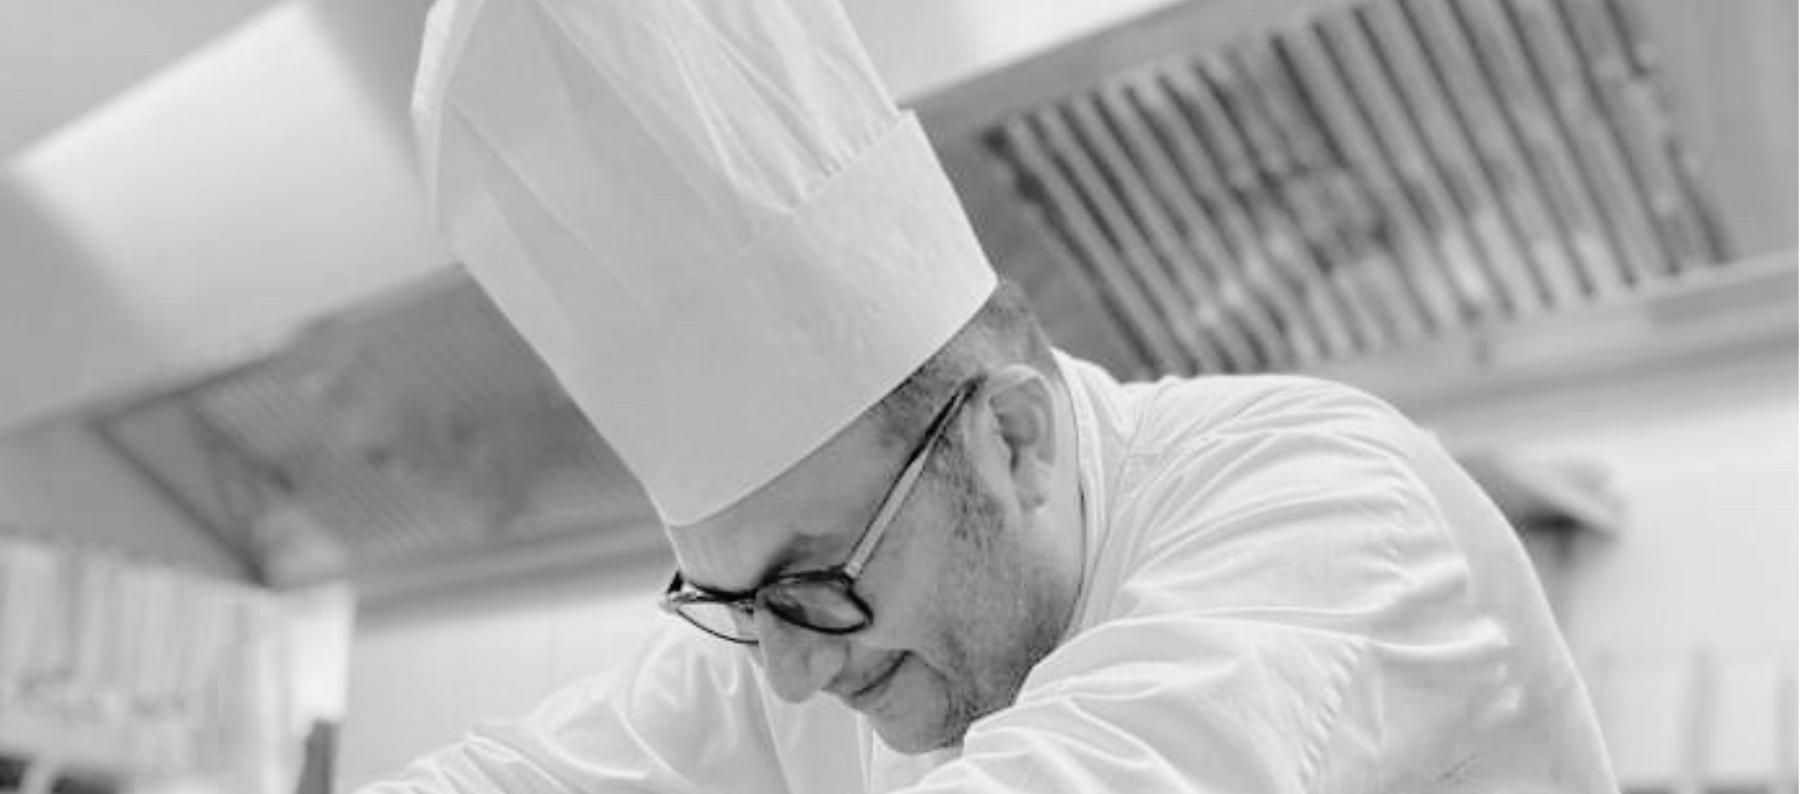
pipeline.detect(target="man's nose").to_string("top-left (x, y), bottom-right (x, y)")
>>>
top-left (752, 609), bottom-right (847, 703)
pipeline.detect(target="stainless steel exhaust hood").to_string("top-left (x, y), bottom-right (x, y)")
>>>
top-left (93, 271), bottom-right (659, 591)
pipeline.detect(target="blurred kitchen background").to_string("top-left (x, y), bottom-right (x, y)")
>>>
top-left (0, 0), bottom-right (1793, 791)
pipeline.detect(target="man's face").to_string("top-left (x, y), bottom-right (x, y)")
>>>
top-left (668, 398), bottom-right (1072, 752)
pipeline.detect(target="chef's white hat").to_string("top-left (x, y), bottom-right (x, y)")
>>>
top-left (412, 0), bottom-right (997, 525)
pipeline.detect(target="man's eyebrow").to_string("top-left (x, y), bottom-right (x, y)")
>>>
top-left (757, 532), bottom-right (837, 581)
top-left (684, 531), bottom-right (838, 596)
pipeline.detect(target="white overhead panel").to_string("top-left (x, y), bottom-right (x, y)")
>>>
top-left (0, 0), bottom-right (444, 435)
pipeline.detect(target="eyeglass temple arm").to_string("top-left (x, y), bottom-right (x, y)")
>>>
top-left (841, 383), bottom-right (975, 579)
top-left (842, 447), bottom-right (931, 579)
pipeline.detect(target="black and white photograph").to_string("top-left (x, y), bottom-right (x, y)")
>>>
top-left (0, 0), bottom-right (1794, 792)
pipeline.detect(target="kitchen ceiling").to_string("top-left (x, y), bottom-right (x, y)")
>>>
top-left (0, 0), bottom-right (284, 162)
top-left (0, 0), bottom-right (1173, 166)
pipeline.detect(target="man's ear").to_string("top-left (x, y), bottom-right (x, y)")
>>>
top-left (979, 365), bottom-right (1056, 512)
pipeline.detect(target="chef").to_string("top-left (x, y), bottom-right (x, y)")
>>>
top-left (366, 0), bottom-right (1618, 790)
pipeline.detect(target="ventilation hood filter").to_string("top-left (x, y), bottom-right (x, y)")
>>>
top-left (940, 0), bottom-right (1727, 376)
top-left (96, 272), bottom-right (655, 587)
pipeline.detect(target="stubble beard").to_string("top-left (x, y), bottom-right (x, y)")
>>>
top-left (924, 445), bottom-right (1070, 751)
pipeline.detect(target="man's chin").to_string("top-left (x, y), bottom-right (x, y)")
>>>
top-left (869, 713), bottom-right (961, 756)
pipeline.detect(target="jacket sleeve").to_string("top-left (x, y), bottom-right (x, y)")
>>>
top-left (354, 621), bottom-right (810, 794)
top-left (894, 381), bottom-right (1609, 792)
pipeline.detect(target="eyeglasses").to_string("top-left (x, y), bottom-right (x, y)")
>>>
top-left (659, 379), bottom-right (979, 645)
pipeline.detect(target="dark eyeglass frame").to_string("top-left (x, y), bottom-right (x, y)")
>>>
top-left (659, 378), bottom-right (981, 645)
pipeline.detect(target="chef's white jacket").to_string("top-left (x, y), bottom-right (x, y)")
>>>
top-left (361, 353), bottom-right (1617, 792)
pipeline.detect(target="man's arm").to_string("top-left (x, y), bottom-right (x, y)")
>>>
top-left (355, 620), bottom-right (843, 794)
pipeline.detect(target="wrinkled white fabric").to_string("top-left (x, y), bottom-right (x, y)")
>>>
top-left (413, 0), bottom-right (995, 524)
top-left (360, 354), bottom-right (1617, 793)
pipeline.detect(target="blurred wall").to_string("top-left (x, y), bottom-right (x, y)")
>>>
top-left (1418, 341), bottom-right (1797, 788)
top-left (335, 554), bottom-right (672, 789)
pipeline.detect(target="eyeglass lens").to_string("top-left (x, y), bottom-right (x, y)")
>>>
top-left (675, 579), bottom-right (869, 643)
